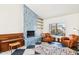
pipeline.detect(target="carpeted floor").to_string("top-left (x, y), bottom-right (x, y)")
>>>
top-left (10, 42), bottom-right (78, 55)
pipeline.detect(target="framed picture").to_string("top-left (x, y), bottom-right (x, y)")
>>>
top-left (49, 23), bottom-right (65, 36)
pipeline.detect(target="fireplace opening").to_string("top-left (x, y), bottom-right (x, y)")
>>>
top-left (27, 31), bottom-right (35, 38)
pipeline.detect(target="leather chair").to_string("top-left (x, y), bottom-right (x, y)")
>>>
top-left (41, 33), bottom-right (55, 42)
top-left (61, 34), bottom-right (78, 48)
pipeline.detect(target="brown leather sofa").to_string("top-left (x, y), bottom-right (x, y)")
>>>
top-left (41, 33), bottom-right (55, 42)
top-left (61, 34), bottom-right (78, 48)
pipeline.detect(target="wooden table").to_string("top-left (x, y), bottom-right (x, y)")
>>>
top-left (52, 35), bottom-right (63, 42)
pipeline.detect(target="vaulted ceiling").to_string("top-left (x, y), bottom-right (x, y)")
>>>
top-left (26, 4), bottom-right (79, 19)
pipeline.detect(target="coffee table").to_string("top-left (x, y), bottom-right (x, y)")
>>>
top-left (49, 42), bottom-right (66, 47)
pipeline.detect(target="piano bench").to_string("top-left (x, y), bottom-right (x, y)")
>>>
top-left (9, 42), bottom-right (21, 53)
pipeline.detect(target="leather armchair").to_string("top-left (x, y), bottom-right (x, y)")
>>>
top-left (41, 33), bottom-right (55, 42)
top-left (61, 34), bottom-right (78, 48)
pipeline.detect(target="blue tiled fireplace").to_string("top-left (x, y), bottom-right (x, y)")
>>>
top-left (24, 5), bottom-right (41, 48)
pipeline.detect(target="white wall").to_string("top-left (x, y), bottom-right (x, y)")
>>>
top-left (43, 13), bottom-right (79, 36)
top-left (0, 4), bottom-right (23, 34)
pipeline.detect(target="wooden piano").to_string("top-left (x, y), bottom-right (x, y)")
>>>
top-left (0, 33), bottom-right (25, 52)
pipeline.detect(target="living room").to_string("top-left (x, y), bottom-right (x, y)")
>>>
top-left (0, 4), bottom-right (79, 55)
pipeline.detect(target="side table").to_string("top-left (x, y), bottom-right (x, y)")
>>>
top-left (76, 40), bottom-right (79, 55)
top-left (52, 35), bottom-right (62, 42)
